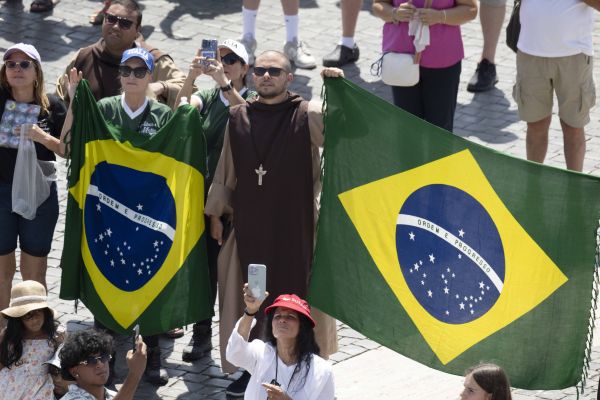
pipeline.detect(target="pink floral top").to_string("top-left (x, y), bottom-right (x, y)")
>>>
top-left (0, 338), bottom-right (55, 400)
top-left (382, 0), bottom-right (464, 68)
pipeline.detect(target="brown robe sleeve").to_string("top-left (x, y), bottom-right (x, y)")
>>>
top-left (205, 123), bottom-right (236, 217)
top-left (152, 55), bottom-right (188, 109)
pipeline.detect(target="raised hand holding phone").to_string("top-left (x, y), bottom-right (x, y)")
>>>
top-left (248, 263), bottom-right (267, 301)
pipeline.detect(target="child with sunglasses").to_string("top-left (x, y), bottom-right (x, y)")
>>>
top-left (0, 280), bottom-right (64, 400)
top-left (59, 329), bottom-right (147, 400)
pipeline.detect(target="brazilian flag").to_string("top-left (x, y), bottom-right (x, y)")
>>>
top-left (60, 80), bottom-right (212, 335)
top-left (310, 78), bottom-right (600, 389)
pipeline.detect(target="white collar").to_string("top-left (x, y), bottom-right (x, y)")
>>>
top-left (219, 86), bottom-right (248, 107)
top-left (121, 94), bottom-right (149, 120)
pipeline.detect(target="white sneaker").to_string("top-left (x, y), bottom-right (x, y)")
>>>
top-left (283, 38), bottom-right (316, 70)
top-left (239, 33), bottom-right (257, 66)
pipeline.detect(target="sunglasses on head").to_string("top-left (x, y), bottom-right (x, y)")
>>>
top-left (119, 65), bottom-right (149, 79)
top-left (253, 67), bottom-right (285, 77)
top-left (78, 354), bottom-right (112, 366)
top-left (104, 13), bottom-right (135, 30)
top-left (5, 60), bottom-right (34, 70)
top-left (221, 53), bottom-right (243, 66)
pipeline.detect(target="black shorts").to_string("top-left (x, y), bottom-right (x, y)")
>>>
top-left (0, 182), bottom-right (59, 257)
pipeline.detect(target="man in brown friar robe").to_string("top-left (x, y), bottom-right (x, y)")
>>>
top-left (205, 50), bottom-right (344, 389)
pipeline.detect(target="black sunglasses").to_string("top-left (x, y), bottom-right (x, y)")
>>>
top-left (78, 354), bottom-right (112, 366)
top-left (119, 65), bottom-right (149, 79)
top-left (104, 13), bottom-right (135, 30)
top-left (222, 53), bottom-right (243, 66)
top-left (5, 60), bottom-right (34, 70)
top-left (253, 67), bottom-right (285, 77)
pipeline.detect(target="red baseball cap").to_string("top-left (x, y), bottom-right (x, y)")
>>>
top-left (264, 294), bottom-right (316, 327)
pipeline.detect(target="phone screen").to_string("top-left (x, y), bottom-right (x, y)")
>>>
top-left (200, 39), bottom-right (218, 61)
top-left (248, 264), bottom-right (267, 301)
top-left (132, 324), bottom-right (139, 352)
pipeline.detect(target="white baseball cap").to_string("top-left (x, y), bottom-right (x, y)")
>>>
top-left (3, 43), bottom-right (41, 64)
top-left (218, 39), bottom-right (249, 65)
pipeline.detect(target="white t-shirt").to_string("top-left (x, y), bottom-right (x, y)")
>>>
top-left (226, 318), bottom-right (335, 400)
top-left (518, 0), bottom-right (594, 57)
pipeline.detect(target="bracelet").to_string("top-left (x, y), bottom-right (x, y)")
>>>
top-left (244, 308), bottom-right (257, 317)
top-left (391, 7), bottom-right (400, 24)
top-left (442, 9), bottom-right (447, 24)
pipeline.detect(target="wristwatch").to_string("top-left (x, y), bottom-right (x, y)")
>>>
top-left (220, 81), bottom-right (233, 92)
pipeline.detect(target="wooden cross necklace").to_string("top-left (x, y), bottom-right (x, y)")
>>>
top-left (249, 118), bottom-right (278, 187)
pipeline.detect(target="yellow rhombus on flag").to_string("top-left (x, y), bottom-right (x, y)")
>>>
top-left (338, 150), bottom-right (567, 364)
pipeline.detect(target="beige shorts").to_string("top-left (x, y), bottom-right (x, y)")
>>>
top-left (513, 51), bottom-right (596, 128)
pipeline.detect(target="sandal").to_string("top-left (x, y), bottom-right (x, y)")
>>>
top-left (30, 0), bottom-right (59, 13)
top-left (89, 0), bottom-right (111, 25)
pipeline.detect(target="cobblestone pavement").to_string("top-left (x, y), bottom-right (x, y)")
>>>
top-left (3, 0), bottom-right (600, 398)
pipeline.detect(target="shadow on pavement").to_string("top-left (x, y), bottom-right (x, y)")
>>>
top-left (455, 87), bottom-right (520, 144)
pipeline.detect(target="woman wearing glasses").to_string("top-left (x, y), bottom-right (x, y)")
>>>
top-left (226, 285), bottom-right (335, 400)
top-left (0, 43), bottom-right (66, 323)
top-left (61, 47), bottom-right (172, 386)
top-left (174, 39), bottom-right (256, 364)
top-left (59, 329), bottom-right (147, 400)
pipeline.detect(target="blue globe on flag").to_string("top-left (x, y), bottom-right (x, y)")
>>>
top-left (396, 184), bottom-right (505, 324)
top-left (84, 162), bottom-right (176, 291)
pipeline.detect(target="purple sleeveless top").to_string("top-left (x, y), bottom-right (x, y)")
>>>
top-left (382, 0), bottom-right (464, 68)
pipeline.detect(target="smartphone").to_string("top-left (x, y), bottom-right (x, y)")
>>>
top-left (248, 264), bottom-right (267, 301)
top-left (200, 39), bottom-right (218, 65)
top-left (132, 324), bottom-right (140, 352)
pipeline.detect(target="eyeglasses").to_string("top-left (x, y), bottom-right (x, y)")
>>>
top-left (5, 60), bottom-right (34, 70)
top-left (21, 309), bottom-right (43, 320)
top-left (222, 53), bottom-right (242, 66)
top-left (104, 13), bottom-right (135, 30)
top-left (253, 67), bottom-right (285, 77)
top-left (119, 65), bottom-right (149, 79)
top-left (78, 354), bottom-right (112, 366)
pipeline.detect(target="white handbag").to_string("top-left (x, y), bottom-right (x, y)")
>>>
top-left (381, 52), bottom-right (420, 87)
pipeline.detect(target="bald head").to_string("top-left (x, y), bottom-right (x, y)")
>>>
top-left (255, 50), bottom-right (292, 73)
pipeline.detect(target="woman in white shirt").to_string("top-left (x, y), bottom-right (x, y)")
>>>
top-left (226, 285), bottom-right (335, 400)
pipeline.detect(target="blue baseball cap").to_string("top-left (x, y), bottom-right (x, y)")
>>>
top-left (120, 47), bottom-right (154, 72)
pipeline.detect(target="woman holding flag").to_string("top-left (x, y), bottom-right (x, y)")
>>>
top-left (61, 47), bottom-right (173, 386)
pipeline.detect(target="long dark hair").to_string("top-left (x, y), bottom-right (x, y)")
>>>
top-left (466, 363), bottom-right (512, 400)
top-left (264, 309), bottom-right (320, 393)
top-left (0, 308), bottom-right (58, 368)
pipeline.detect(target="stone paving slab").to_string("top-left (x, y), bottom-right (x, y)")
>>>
top-left (3, 0), bottom-right (600, 398)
